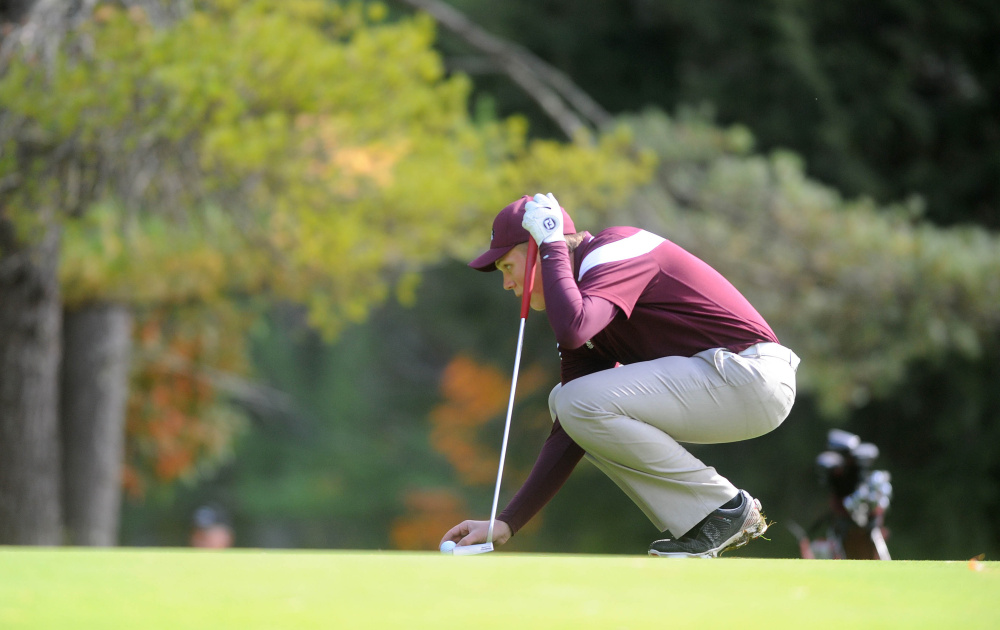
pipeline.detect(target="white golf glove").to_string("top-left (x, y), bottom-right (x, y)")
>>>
top-left (522, 192), bottom-right (565, 244)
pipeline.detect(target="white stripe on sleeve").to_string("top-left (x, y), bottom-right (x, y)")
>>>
top-left (578, 230), bottom-right (665, 280)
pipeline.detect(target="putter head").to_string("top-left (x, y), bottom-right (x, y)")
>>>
top-left (451, 542), bottom-right (494, 556)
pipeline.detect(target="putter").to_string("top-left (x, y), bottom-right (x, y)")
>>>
top-left (455, 237), bottom-right (538, 556)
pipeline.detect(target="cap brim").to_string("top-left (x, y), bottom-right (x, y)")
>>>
top-left (468, 244), bottom-right (517, 272)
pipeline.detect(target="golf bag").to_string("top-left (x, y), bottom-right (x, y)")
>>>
top-left (792, 429), bottom-right (892, 560)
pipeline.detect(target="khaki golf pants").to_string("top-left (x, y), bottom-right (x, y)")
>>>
top-left (550, 343), bottom-right (799, 537)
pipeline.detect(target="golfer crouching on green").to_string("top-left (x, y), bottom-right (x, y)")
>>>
top-left (442, 192), bottom-right (799, 557)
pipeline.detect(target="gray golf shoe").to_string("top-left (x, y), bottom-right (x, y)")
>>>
top-left (648, 490), bottom-right (768, 558)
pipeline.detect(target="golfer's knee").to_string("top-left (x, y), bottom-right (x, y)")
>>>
top-left (547, 384), bottom-right (562, 423)
top-left (553, 379), bottom-right (600, 432)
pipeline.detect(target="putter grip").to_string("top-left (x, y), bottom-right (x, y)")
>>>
top-left (521, 237), bottom-right (538, 319)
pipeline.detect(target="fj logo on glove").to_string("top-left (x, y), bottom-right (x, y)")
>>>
top-left (543, 218), bottom-right (556, 230)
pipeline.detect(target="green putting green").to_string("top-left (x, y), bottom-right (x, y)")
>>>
top-left (1, 548), bottom-right (996, 629)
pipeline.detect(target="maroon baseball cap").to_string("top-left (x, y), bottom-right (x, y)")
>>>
top-left (468, 195), bottom-right (576, 272)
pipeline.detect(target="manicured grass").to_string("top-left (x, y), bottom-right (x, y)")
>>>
top-left (1, 548), bottom-right (996, 629)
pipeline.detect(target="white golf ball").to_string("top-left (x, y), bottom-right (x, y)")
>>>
top-left (439, 540), bottom-right (457, 553)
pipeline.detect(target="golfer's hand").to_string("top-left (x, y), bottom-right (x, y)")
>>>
top-left (441, 519), bottom-right (512, 548)
top-left (523, 192), bottom-right (565, 244)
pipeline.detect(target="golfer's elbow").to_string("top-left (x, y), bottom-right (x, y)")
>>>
top-left (554, 329), bottom-right (589, 350)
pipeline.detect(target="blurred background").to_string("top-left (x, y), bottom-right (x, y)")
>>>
top-left (1, 0), bottom-right (997, 561)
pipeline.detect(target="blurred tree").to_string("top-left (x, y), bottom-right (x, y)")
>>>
top-left (0, 0), bottom-right (651, 545)
top-left (0, 0), bottom-right (89, 546)
top-left (0, 199), bottom-right (63, 544)
top-left (60, 303), bottom-right (132, 546)
top-left (408, 0), bottom-right (1000, 229)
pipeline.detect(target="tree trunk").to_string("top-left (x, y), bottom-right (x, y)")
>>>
top-left (61, 303), bottom-right (132, 546)
top-left (0, 217), bottom-right (64, 545)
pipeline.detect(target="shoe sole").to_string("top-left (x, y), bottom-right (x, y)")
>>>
top-left (648, 498), bottom-right (768, 559)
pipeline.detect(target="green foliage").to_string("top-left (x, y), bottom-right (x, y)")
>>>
top-left (1, 0), bottom-right (651, 336)
top-left (61, 202), bottom-right (256, 306)
top-left (0, 0), bottom-right (650, 500)
top-left (612, 109), bottom-right (1000, 415)
top-left (437, 0), bottom-right (1000, 228)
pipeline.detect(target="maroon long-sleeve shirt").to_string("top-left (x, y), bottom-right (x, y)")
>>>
top-left (497, 227), bottom-right (778, 534)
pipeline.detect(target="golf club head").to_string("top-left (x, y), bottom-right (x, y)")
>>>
top-left (451, 542), bottom-right (494, 556)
